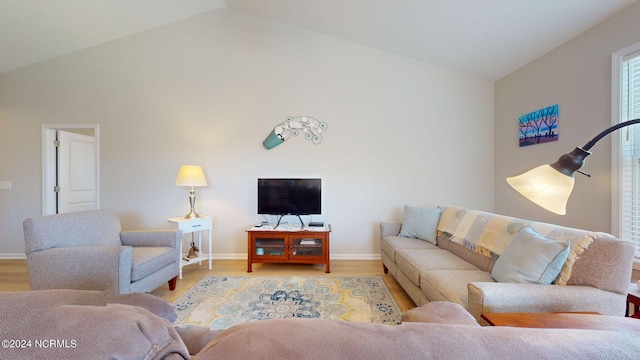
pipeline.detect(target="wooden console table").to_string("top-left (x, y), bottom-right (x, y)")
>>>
top-left (481, 312), bottom-right (601, 329)
top-left (246, 225), bottom-right (331, 273)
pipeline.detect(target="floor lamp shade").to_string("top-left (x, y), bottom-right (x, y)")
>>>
top-left (506, 118), bottom-right (640, 215)
top-left (506, 164), bottom-right (575, 215)
top-left (175, 165), bottom-right (207, 219)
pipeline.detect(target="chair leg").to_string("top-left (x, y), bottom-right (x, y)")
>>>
top-left (168, 276), bottom-right (177, 291)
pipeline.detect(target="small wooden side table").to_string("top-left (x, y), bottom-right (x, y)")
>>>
top-left (481, 312), bottom-right (601, 329)
top-left (628, 283), bottom-right (640, 318)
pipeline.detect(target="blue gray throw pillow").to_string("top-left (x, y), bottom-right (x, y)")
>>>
top-left (491, 226), bottom-right (570, 284)
top-left (399, 205), bottom-right (441, 245)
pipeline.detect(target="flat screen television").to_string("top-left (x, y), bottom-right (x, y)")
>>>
top-left (257, 178), bottom-right (321, 216)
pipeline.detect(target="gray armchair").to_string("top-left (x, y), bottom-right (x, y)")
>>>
top-left (23, 209), bottom-right (181, 296)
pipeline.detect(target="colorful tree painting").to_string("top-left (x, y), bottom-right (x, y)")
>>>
top-left (518, 104), bottom-right (559, 147)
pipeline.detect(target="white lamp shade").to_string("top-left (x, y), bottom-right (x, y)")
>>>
top-left (175, 165), bottom-right (207, 187)
top-left (506, 164), bottom-right (574, 215)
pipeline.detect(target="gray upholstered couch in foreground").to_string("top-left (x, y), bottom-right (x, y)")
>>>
top-left (381, 205), bottom-right (636, 323)
top-left (23, 209), bottom-right (181, 296)
top-left (1, 290), bottom-right (640, 359)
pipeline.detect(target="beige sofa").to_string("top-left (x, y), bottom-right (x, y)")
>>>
top-left (2, 290), bottom-right (640, 359)
top-left (381, 205), bottom-right (636, 323)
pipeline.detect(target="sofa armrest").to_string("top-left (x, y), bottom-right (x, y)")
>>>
top-left (27, 246), bottom-right (133, 295)
top-left (121, 229), bottom-right (181, 248)
top-left (467, 282), bottom-right (627, 324)
top-left (381, 222), bottom-right (402, 238)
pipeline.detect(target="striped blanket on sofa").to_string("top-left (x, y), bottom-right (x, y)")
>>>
top-left (436, 206), bottom-right (602, 285)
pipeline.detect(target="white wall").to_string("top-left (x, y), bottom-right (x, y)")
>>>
top-left (495, 2), bottom-right (640, 232)
top-left (0, 7), bottom-right (494, 258)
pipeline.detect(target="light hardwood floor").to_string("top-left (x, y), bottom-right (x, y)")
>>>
top-left (0, 259), bottom-right (416, 312)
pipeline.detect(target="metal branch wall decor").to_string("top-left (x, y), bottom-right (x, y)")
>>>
top-left (263, 116), bottom-right (328, 150)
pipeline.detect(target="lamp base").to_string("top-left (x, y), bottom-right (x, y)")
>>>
top-left (184, 189), bottom-right (201, 219)
top-left (183, 211), bottom-right (201, 219)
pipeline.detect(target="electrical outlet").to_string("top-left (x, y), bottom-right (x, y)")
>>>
top-left (0, 181), bottom-right (12, 190)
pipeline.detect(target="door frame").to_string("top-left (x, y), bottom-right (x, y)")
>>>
top-left (42, 124), bottom-right (100, 215)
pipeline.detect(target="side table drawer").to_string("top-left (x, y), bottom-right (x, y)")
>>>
top-left (169, 217), bottom-right (212, 232)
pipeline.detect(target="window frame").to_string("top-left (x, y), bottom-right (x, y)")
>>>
top-left (612, 41), bottom-right (640, 270)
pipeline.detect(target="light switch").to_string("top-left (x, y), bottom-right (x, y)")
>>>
top-left (0, 181), bottom-right (11, 190)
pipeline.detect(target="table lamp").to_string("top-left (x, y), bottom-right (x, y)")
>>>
top-left (507, 118), bottom-right (640, 215)
top-left (175, 165), bottom-right (207, 219)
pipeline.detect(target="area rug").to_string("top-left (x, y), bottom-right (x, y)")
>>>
top-left (173, 276), bottom-right (402, 330)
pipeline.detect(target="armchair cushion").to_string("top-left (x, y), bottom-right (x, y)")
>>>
top-left (132, 247), bottom-right (178, 281)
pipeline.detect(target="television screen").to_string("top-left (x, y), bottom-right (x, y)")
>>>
top-left (258, 178), bottom-right (321, 215)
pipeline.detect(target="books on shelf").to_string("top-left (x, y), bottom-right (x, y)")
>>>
top-left (299, 240), bottom-right (316, 245)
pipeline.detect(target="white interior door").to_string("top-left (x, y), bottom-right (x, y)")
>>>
top-left (57, 130), bottom-right (97, 213)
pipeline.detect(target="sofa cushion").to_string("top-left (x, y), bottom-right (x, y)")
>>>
top-left (382, 236), bottom-right (438, 262)
top-left (396, 248), bottom-right (479, 285)
top-left (420, 270), bottom-right (495, 307)
top-left (399, 205), bottom-right (441, 244)
top-left (401, 302), bottom-right (480, 326)
top-left (491, 227), bottom-right (570, 284)
top-left (131, 247), bottom-right (177, 281)
top-left (108, 292), bottom-right (177, 323)
top-left (436, 236), bottom-right (495, 272)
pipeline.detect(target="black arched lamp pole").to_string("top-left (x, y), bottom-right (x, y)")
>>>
top-left (507, 118), bottom-right (640, 215)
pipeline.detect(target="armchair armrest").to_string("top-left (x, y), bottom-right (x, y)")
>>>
top-left (467, 282), bottom-right (627, 324)
top-left (26, 246), bottom-right (133, 296)
top-left (381, 222), bottom-right (402, 238)
top-left (121, 229), bottom-right (181, 248)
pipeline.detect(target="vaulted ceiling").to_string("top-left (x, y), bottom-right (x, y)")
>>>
top-left (0, 0), bottom-right (636, 80)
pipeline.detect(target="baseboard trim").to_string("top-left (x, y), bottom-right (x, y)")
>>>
top-left (0, 253), bottom-right (26, 259)
top-left (331, 254), bottom-right (381, 260)
top-left (211, 254), bottom-right (382, 260)
top-left (0, 253), bottom-right (383, 261)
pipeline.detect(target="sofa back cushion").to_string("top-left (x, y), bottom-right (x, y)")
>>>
top-left (436, 236), bottom-right (495, 272)
top-left (24, 209), bottom-right (122, 254)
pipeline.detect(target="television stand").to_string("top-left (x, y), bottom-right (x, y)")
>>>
top-left (274, 214), bottom-right (304, 229)
top-left (246, 225), bottom-right (331, 273)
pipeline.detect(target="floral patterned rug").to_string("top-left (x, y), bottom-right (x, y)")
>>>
top-left (173, 276), bottom-right (402, 330)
